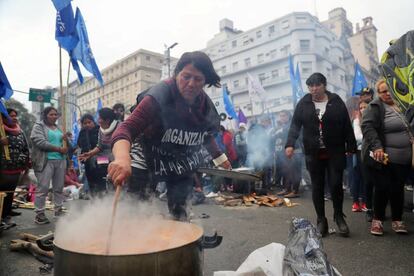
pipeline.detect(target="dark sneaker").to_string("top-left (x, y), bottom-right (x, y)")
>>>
top-left (334, 213), bottom-right (350, 237)
top-left (277, 190), bottom-right (289, 196)
top-left (370, 219), bottom-right (383, 236)
top-left (35, 213), bottom-right (50, 225)
top-left (9, 210), bottom-right (22, 216)
top-left (54, 208), bottom-right (66, 218)
top-left (284, 191), bottom-right (299, 198)
top-left (366, 209), bottom-right (373, 222)
top-left (317, 217), bottom-right (328, 237)
top-left (392, 221), bottom-right (408, 234)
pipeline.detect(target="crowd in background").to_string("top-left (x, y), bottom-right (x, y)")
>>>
top-left (0, 72), bottom-right (413, 237)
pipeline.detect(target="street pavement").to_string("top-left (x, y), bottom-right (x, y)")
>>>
top-left (0, 188), bottom-right (413, 276)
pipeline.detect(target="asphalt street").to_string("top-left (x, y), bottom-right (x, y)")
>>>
top-left (0, 188), bottom-right (413, 276)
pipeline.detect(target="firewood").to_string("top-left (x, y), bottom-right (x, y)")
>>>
top-left (10, 239), bottom-right (54, 258)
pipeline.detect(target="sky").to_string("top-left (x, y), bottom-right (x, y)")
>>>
top-left (1, 0), bottom-right (413, 110)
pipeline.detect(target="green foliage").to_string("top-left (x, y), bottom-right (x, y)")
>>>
top-left (5, 98), bottom-right (37, 137)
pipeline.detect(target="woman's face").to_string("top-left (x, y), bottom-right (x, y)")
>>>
top-left (377, 82), bottom-right (394, 105)
top-left (46, 109), bottom-right (59, 125)
top-left (359, 102), bottom-right (368, 115)
top-left (82, 118), bottom-right (95, 130)
top-left (5, 111), bottom-right (18, 126)
top-left (176, 64), bottom-right (206, 104)
top-left (98, 116), bottom-right (110, 129)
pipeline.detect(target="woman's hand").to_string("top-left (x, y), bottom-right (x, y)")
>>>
top-left (0, 137), bottom-right (8, 145)
top-left (285, 147), bottom-right (294, 159)
top-left (373, 148), bottom-right (385, 162)
top-left (219, 160), bottom-right (232, 170)
top-left (59, 147), bottom-right (68, 154)
top-left (78, 152), bottom-right (91, 161)
top-left (108, 157), bottom-right (131, 186)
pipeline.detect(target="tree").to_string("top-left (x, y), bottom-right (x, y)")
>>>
top-left (5, 98), bottom-right (37, 137)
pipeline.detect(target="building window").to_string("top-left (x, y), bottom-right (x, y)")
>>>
top-left (232, 40), bottom-right (237, 48)
top-left (258, 73), bottom-right (266, 82)
top-left (221, 65), bottom-right (227, 74)
top-left (340, 75), bottom-right (344, 83)
top-left (244, 58), bottom-right (251, 68)
top-left (282, 20), bottom-right (289, 29)
top-left (232, 61), bottom-right (238, 71)
top-left (284, 66), bottom-right (289, 76)
top-left (268, 25), bottom-right (275, 34)
top-left (233, 80), bottom-right (239, 88)
top-left (280, 44), bottom-right (291, 56)
top-left (299, 40), bottom-right (310, 51)
top-left (256, 30), bottom-right (262, 38)
top-left (325, 47), bottom-right (330, 56)
top-left (339, 56), bottom-right (343, 63)
top-left (257, 53), bottom-right (264, 63)
top-left (270, 49), bottom-right (277, 58)
top-left (326, 67), bottom-right (331, 77)
top-left (271, 69), bottom-right (279, 79)
top-left (301, 62), bottom-right (312, 75)
top-left (146, 56), bottom-right (150, 61)
top-left (296, 16), bottom-right (307, 23)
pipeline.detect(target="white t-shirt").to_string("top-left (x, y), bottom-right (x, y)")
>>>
top-left (313, 100), bottom-right (328, 148)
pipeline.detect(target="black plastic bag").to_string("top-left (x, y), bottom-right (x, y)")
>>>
top-left (283, 218), bottom-right (341, 276)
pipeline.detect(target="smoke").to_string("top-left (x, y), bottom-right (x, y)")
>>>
top-left (54, 194), bottom-right (203, 255)
top-left (246, 123), bottom-right (272, 170)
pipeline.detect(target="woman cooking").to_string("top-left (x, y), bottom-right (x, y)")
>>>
top-left (109, 51), bottom-right (230, 220)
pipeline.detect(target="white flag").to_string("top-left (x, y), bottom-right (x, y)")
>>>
top-left (247, 73), bottom-right (267, 103)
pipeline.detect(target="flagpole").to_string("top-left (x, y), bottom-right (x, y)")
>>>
top-left (59, 47), bottom-right (67, 148)
top-left (0, 119), bottom-right (10, 160)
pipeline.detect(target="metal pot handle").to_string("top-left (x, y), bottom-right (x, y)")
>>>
top-left (201, 231), bottom-right (223, 249)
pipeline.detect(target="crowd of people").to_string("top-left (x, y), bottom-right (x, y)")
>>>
top-left (0, 51), bottom-right (412, 238)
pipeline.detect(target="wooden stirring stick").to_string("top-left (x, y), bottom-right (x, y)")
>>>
top-left (105, 185), bottom-right (122, 255)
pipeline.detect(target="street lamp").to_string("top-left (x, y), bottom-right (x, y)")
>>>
top-left (165, 42), bottom-right (178, 77)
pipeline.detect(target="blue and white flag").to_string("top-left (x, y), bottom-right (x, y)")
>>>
top-left (222, 86), bottom-right (238, 120)
top-left (247, 72), bottom-right (266, 103)
top-left (51, 0), bottom-right (72, 11)
top-left (71, 58), bottom-right (84, 84)
top-left (289, 55), bottom-right (300, 107)
top-left (94, 98), bottom-right (102, 122)
top-left (352, 62), bottom-right (368, 96)
top-left (70, 8), bottom-right (104, 86)
top-left (71, 110), bottom-right (80, 169)
top-left (55, 3), bottom-right (78, 52)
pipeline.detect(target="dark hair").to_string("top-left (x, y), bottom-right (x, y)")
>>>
top-left (219, 125), bottom-right (226, 132)
top-left (279, 109), bottom-right (291, 120)
top-left (112, 103), bottom-right (125, 111)
top-left (80, 113), bottom-right (95, 124)
top-left (306, 73), bottom-right (327, 86)
top-left (42, 106), bottom-right (58, 122)
top-left (360, 87), bottom-right (374, 95)
top-left (98, 107), bottom-right (116, 123)
top-left (173, 51), bottom-right (221, 88)
top-left (1, 108), bottom-right (17, 120)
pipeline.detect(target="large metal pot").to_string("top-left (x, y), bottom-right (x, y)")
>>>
top-left (52, 221), bottom-right (221, 276)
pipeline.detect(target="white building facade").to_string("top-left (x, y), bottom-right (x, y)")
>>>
top-left (203, 12), bottom-right (362, 119)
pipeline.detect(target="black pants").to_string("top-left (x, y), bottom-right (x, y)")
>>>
top-left (280, 153), bottom-right (302, 193)
top-left (86, 164), bottom-right (108, 197)
top-left (166, 176), bottom-right (193, 221)
top-left (361, 162), bottom-right (374, 210)
top-left (306, 154), bottom-right (345, 219)
top-left (369, 163), bottom-right (410, 221)
top-left (0, 173), bottom-right (20, 219)
top-left (128, 167), bottom-right (152, 200)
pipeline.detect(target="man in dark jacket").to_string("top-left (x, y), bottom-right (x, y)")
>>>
top-left (285, 73), bottom-right (356, 237)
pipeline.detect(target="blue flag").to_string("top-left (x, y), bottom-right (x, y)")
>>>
top-left (71, 110), bottom-right (80, 169)
top-left (55, 3), bottom-right (78, 52)
top-left (0, 63), bottom-right (13, 118)
top-left (352, 62), bottom-right (368, 96)
top-left (222, 86), bottom-right (238, 120)
top-left (238, 109), bottom-right (247, 124)
top-left (95, 98), bottom-right (102, 122)
top-left (289, 55), bottom-right (299, 107)
top-left (51, 0), bottom-right (72, 11)
top-left (71, 58), bottom-right (84, 84)
top-left (0, 63), bottom-right (13, 100)
top-left (70, 8), bottom-right (104, 86)
top-left (295, 63), bottom-right (305, 102)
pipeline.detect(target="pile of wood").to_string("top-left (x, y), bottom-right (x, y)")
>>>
top-left (214, 193), bottom-right (299, 208)
top-left (13, 199), bottom-right (66, 212)
top-left (9, 232), bottom-right (54, 259)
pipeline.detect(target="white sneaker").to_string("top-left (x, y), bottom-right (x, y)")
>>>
top-left (205, 192), bottom-right (219, 198)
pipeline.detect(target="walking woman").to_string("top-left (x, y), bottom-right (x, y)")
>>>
top-left (31, 107), bottom-right (68, 224)
top-left (0, 108), bottom-right (31, 228)
top-left (361, 79), bottom-right (411, 235)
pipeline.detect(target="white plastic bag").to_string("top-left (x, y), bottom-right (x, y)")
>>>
top-left (214, 243), bottom-right (286, 276)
